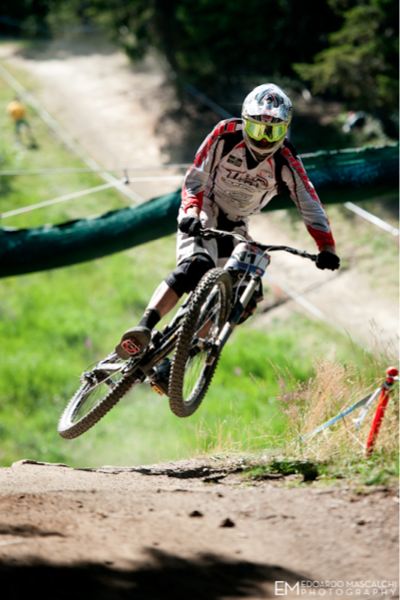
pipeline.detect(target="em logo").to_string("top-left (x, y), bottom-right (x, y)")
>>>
top-left (275, 581), bottom-right (301, 596)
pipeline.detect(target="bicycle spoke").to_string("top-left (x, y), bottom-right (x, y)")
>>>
top-left (71, 361), bottom-right (126, 424)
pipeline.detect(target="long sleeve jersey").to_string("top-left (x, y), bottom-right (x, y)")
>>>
top-left (181, 118), bottom-right (335, 250)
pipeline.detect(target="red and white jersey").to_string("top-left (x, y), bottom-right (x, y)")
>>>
top-left (181, 118), bottom-right (335, 250)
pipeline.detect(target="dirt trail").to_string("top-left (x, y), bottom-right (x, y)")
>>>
top-left (0, 460), bottom-right (398, 599)
top-left (0, 36), bottom-right (398, 598)
top-left (0, 35), bottom-right (181, 202)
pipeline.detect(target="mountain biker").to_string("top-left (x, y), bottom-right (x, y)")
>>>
top-left (116, 83), bottom-right (340, 359)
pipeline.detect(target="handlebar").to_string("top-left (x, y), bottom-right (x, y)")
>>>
top-left (199, 228), bottom-right (318, 262)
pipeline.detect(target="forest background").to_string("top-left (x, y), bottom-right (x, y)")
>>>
top-left (1, 0), bottom-right (398, 139)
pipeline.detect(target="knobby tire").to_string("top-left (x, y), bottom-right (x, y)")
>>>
top-left (58, 370), bottom-right (137, 439)
top-left (169, 268), bottom-right (232, 417)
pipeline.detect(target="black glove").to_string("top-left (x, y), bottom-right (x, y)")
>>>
top-left (178, 216), bottom-right (202, 237)
top-left (316, 250), bottom-right (340, 271)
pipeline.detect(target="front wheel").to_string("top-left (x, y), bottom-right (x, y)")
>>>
top-left (168, 268), bottom-right (232, 417)
top-left (58, 354), bottom-right (138, 439)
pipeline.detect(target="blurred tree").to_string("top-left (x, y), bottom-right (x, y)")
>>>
top-left (83, 0), bottom-right (339, 93)
top-left (0, 0), bottom-right (51, 37)
top-left (2, 0), bottom-right (396, 136)
top-left (294, 0), bottom-right (398, 131)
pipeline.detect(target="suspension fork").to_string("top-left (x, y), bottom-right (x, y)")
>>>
top-left (215, 275), bottom-right (260, 351)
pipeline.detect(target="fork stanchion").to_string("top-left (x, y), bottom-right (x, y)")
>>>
top-left (365, 367), bottom-right (399, 456)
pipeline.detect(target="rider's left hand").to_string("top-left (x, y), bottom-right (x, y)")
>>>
top-left (316, 250), bottom-right (340, 270)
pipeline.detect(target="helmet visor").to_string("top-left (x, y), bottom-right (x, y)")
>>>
top-left (244, 118), bottom-right (288, 143)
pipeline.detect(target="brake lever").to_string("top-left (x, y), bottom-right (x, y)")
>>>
top-left (199, 230), bottom-right (215, 240)
top-left (199, 228), bottom-right (228, 240)
top-left (200, 228), bottom-right (246, 242)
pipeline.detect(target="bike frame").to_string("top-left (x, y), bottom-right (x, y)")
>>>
top-left (92, 228), bottom-right (316, 386)
top-left (58, 227), bottom-right (318, 438)
top-left (112, 293), bottom-right (197, 388)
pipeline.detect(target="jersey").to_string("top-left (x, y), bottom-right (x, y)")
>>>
top-left (181, 118), bottom-right (335, 251)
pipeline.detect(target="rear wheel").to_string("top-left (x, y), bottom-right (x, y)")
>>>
top-left (169, 268), bottom-right (232, 417)
top-left (58, 355), bottom-right (138, 439)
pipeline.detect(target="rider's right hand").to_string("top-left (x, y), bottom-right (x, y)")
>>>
top-left (178, 216), bottom-right (202, 237)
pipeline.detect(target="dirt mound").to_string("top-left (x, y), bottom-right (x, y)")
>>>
top-left (0, 460), bottom-right (398, 599)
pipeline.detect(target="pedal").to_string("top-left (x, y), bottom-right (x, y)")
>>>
top-left (149, 358), bottom-right (171, 396)
top-left (150, 381), bottom-right (168, 396)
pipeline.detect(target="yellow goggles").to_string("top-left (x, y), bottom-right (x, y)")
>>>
top-left (244, 118), bottom-right (288, 142)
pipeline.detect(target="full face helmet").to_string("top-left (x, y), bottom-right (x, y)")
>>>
top-left (242, 83), bottom-right (292, 160)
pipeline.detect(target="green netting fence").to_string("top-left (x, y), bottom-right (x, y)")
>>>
top-left (0, 144), bottom-right (397, 278)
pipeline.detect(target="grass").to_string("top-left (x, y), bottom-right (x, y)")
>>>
top-left (0, 49), bottom-right (397, 486)
top-left (256, 351), bottom-right (398, 488)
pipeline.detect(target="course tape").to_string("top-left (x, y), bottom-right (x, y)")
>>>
top-left (301, 367), bottom-right (398, 445)
top-left (300, 393), bottom-right (374, 442)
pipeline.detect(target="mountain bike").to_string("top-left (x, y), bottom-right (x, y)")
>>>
top-left (58, 228), bottom-right (317, 439)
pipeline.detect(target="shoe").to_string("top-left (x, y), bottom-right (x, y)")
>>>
top-left (115, 326), bottom-right (151, 359)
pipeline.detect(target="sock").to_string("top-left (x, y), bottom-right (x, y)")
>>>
top-left (139, 308), bottom-right (161, 330)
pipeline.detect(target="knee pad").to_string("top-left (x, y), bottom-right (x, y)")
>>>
top-left (165, 254), bottom-right (215, 296)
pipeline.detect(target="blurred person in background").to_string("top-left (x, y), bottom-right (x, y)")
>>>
top-left (7, 96), bottom-right (38, 149)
